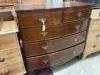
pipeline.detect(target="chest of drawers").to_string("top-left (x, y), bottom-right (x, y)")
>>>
top-left (17, 1), bottom-right (91, 74)
top-left (0, 5), bottom-right (26, 75)
top-left (83, 8), bottom-right (100, 59)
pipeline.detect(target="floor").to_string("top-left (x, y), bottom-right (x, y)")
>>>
top-left (53, 52), bottom-right (100, 75)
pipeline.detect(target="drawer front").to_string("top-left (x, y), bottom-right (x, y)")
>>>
top-left (91, 9), bottom-right (100, 18)
top-left (63, 7), bottom-right (91, 22)
top-left (0, 48), bottom-right (25, 75)
top-left (26, 55), bottom-right (50, 72)
top-left (45, 10), bottom-right (62, 25)
top-left (85, 31), bottom-right (100, 53)
top-left (64, 19), bottom-right (89, 34)
top-left (85, 40), bottom-right (100, 54)
top-left (89, 19), bottom-right (100, 32)
top-left (26, 43), bottom-right (85, 71)
top-left (23, 31), bottom-right (86, 57)
top-left (18, 11), bottom-right (43, 28)
top-left (49, 43), bottom-right (85, 67)
top-left (18, 10), bottom-right (62, 28)
top-left (0, 33), bottom-right (18, 50)
top-left (87, 30), bottom-right (100, 43)
top-left (20, 25), bottom-right (65, 42)
top-left (20, 20), bottom-right (88, 43)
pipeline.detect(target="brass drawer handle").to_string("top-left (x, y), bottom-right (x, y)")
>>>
top-left (42, 45), bottom-right (48, 50)
top-left (39, 17), bottom-right (48, 36)
top-left (41, 31), bottom-right (48, 36)
top-left (39, 17), bottom-right (46, 25)
top-left (41, 41), bottom-right (48, 50)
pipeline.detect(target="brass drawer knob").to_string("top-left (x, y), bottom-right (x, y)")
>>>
top-left (42, 59), bottom-right (48, 64)
top-left (74, 38), bottom-right (78, 42)
top-left (78, 12), bottom-right (82, 17)
top-left (75, 25), bottom-right (80, 30)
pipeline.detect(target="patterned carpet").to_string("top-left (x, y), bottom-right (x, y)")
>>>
top-left (53, 52), bottom-right (100, 75)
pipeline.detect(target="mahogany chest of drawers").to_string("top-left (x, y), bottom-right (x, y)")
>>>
top-left (16, 1), bottom-right (92, 75)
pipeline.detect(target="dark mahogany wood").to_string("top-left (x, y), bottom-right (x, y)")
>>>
top-left (26, 55), bottom-right (50, 72)
top-left (16, 1), bottom-right (92, 74)
top-left (63, 6), bottom-right (91, 22)
top-left (20, 25), bottom-right (65, 42)
top-left (26, 43), bottom-right (85, 72)
top-left (20, 20), bottom-right (88, 43)
top-left (18, 10), bottom-right (62, 28)
top-left (22, 31), bottom-right (86, 57)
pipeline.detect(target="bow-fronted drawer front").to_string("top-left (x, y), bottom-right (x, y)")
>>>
top-left (22, 31), bottom-right (86, 57)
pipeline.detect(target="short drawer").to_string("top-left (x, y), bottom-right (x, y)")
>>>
top-left (26, 43), bottom-right (85, 71)
top-left (18, 11), bottom-right (43, 28)
top-left (0, 33), bottom-right (18, 50)
top-left (64, 19), bottom-right (89, 34)
top-left (63, 7), bottom-right (91, 22)
top-left (18, 10), bottom-right (62, 28)
top-left (20, 25), bottom-right (65, 43)
top-left (22, 31), bottom-right (86, 57)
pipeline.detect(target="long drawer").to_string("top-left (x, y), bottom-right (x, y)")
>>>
top-left (26, 43), bottom-right (85, 72)
top-left (20, 21), bottom-right (88, 43)
top-left (22, 31), bottom-right (86, 57)
top-left (18, 10), bottom-right (62, 28)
